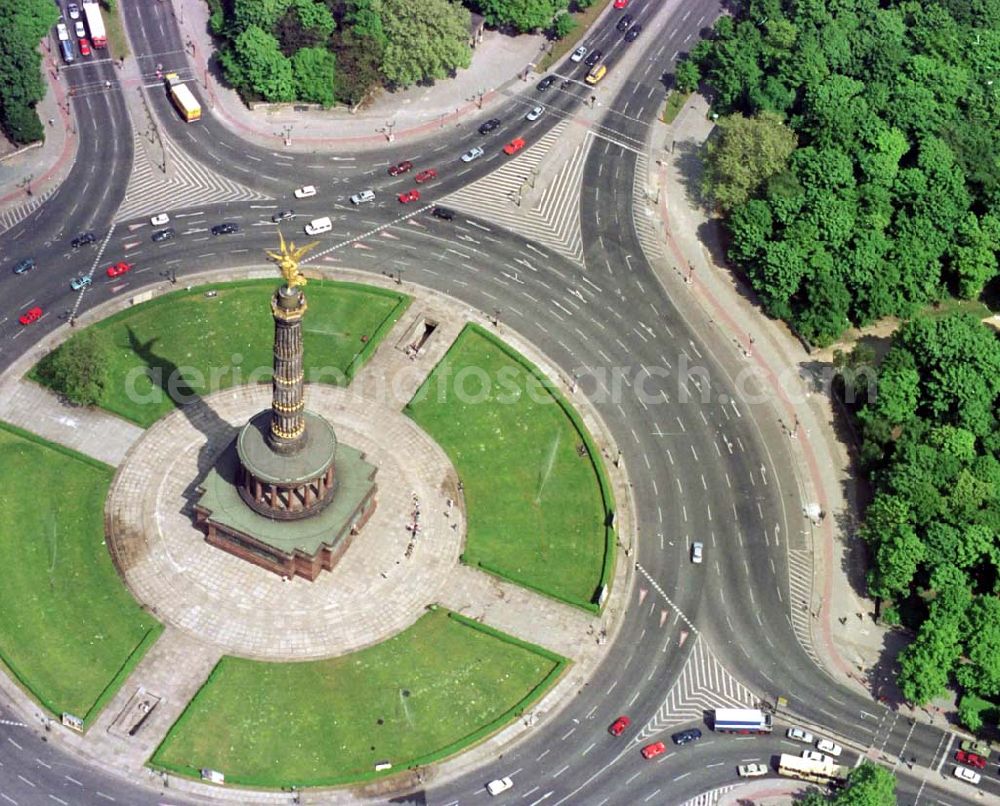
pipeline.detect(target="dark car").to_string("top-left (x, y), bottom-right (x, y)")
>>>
top-left (151, 227), bottom-right (175, 242)
top-left (271, 210), bottom-right (295, 223)
top-left (537, 75), bottom-right (556, 91)
top-left (431, 206), bottom-right (455, 221)
top-left (71, 231), bottom-right (96, 248)
top-left (625, 23), bottom-right (643, 42)
top-left (12, 258), bottom-right (35, 275)
top-left (211, 222), bottom-right (240, 235)
top-left (671, 728), bottom-right (702, 745)
top-left (616, 14), bottom-right (634, 31)
top-left (387, 160), bottom-right (414, 176)
top-left (478, 118), bottom-right (501, 135)
top-left (585, 50), bottom-right (603, 68)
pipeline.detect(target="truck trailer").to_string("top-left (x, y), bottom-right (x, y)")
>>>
top-left (82, 2), bottom-right (106, 48)
top-left (712, 708), bottom-right (773, 734)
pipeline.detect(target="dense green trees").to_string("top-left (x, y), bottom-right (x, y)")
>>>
top-left (476, 0), bottom-right (568, 33)
top-left (35, 330), bottom-right (111, 408)
top-left (856, 314), bottom-right (1000, 721)
top-left (801, 761), bottom-right (895, 806)
top-left (0, 0), bottom-right (59, 143)
top-left (693, 1), bottom-right (1000, 345)
top-left (379, 0), bottom-right (471, 87)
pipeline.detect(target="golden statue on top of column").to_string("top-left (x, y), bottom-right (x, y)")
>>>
top-left (266, 230), bottom-right (318, 290)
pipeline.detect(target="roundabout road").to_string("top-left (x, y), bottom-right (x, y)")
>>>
top-left (0, 1), bottom-right (984, 805)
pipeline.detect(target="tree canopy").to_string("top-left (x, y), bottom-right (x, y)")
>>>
top-left (0, 0), bottom-right (59, 143)
top-left (693, 0), bottom-right (1000, 346)
top-left (800, 761), bottom-right (895, 806)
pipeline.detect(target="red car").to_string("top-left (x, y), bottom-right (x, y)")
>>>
top-left (614, 0), bottom-right (629, 7)
top-left (19, 306), bottom-right (42, 326)
top-left (956, 750), bottom-right (987, 769)
top-left (503, 137), bottom-right (526, 155)
top-left (398, 189), bottom-right (420, 204)
top-left (415, 168), bottom-right (438, 183)
top-left (609, 716), bottom-right (631, 736)
top-left (388, 160), bottom-right (414, 176)
top-left (106, 261), bottom-right (133, 278)
top-left (641, 741), bottom-right (666, 760)
top-left (79, 37), bottom-right (91, 56)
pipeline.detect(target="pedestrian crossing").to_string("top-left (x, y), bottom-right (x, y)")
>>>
top-left (631, 151), bottom-right (666, 261)
top-left (441, 121), bottom-right (586, 264)
top-left (640, 634), bottom-right (758, 736)
top-left (114, 125), bottom-right (270, 224)
top-left (786, 548), bottom-right (821, 665)
top-left (679, 784), bottom-right (738, 806)
top-left (0, 187), bottom-right (55, 234)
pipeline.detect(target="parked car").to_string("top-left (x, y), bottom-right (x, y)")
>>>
top-left (78, 37), bottom-right (90, 56)
top-left (397, 189), bottom-right (421, 204)
top-left (802, 750), bottom-right (834, 765)
top-left (486, 777), bottom-right (513, 796)
top-left (151, 227), bottom-right (175, 242)
top-left (12, 258), bottom-right (35, 275)
top-left (738, 763), bottom-right (768, 778)
top-left (953, 765), bottom-right (981, 785)
top-left (503, 137), bottom-right (526, 155)
top-left (19, 306), bottom-right (43, 326)
top-left (478, 118), bottom-right (501, 135)
top-left (74, 20), bottom-right (85, 38)
top-left (956, 750), bottom-right (987, 769)
top-left (350, 189), bottom-right (376, 205)
top-left (616, 14), bottom-right (634, 31)
top-left (537, 75), bottom-right (556, 91)
top-left (56, 23), bottom-right (69, 42)
top-left (387, 160), bottom-right (413, 176)
top-left (570, 46), bottom-right (587, 63)
top-left (641, 741), bottom-right (666, 759)
top-left (585, 50), bottom-right (603, 68)
top-left (71, 231), bottom-right (96, 248)
top-left (415, 169), bottom-right (438, 183)
top-left (691, 542), bottom-right (703, 563)
top-left (461, 146), bottom-right (485, 163)
top-left (526, 106), bottom-right (544, 121)
top-left (106, 261), bottom-right (133, 278)
top-left (293, 185), bottom-right (317, 199)
top-left (817, 739), bottom-right (843, 757)
top-left (960, 739), bottom-right (991, 757)
top-left (625, 24), bottom-right (643, 42)
top-left (70, 275), bottom-right (91, 291)
top-left (211, 222), bottom-right (240, 235)
top-left (608, 716), bottom-right (631, 736)
top-left (671, 728), bottom-right (702, 745)
top-left (68, 3), bottom-right (80, 19)
top-left (150, 213), bottom-right (170, 226)
top-left (271, 209), bottom-right (295, 223)
top-left (431, 206), bottom-right (455, 221)
top-left (787, 727), bottom-right (814, 743)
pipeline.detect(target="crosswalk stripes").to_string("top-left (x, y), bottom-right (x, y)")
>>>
top-left (115, 125), bottom-right (270, 224)
top-left (786, 548), bottom-right (820, 664)
top-left (640, 634), bottom-right (758, 736)
top-left (0, 187), bottom-right (55, 235)
top-left (630, 151), bottom-right (666, 261)
top-left (440, 121), bottom-right (586, 264)
top-left (678, 784), bottom-right (738, 806)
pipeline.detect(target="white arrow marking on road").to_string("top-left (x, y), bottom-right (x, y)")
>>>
top-left (352, 242), bottom-right (372, 250)
top-left (121, 240), bottom-right (141, 250)
top-left (659, 609), bottom-right (669, 628)
top-left (638, 587), bottom-right (648, 606)
top-left (380, 231), bottom-right (399, 239)
top-left (127, 223), bottom-right (146, 231)
top-left (678, 630), bottom-right (689, 647)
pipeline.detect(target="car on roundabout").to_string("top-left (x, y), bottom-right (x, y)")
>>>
top-left (486, 776), bottom-right (513, 796)
top-left (817, 738), bottom-right (843, 757)
top-left (787, 727), bottom-right (814, 743)
top-left (150, 213), bottom-right (170, 226)
top-left (954, 765), bottom-right (981, 785)
top-left (671, 728), bottom-right (702, 745)
top-left (415, 168), bottom-right (437, 183)
top-left (641, 741), bottom-right (666, 759)
top-left (461, 146), bottom-right (485, 163)
top-left (387, 160), bottom-right (413, 176)
top-left (956, 750), bottom-right (986, 769)
top-left (293, 185), bottom-right (317, 199)
top-left (738, 763), bottom-right (768, 778)
top-left (691, 542), bottom-right (703, 563)
top-left (537, 75), bottom-right (556, 91)
top-left (526, 106), bottom-right (544, 121)
top-left (211, 222), bottom-right (240, 235)
top-left (478, 118), bottom-right (501, 135)
top-left (271, 209), bottom-right (295, 223)
top-left (431, 206), bottom-right (455, 221)
top-left (106, 261), bottom-right (133, 278)
top-left (151, 227), bottom-right (175, 243)
top-left (71, 231), bottom-right (96, 248)
top-left (19, 306), bottom-right (43, 326)
top-left (70, 275), bottom-right (91, 291)
top-left (398, 189), bottom-right (421, 204)
top-left (503, 137), bottom-right (526, 155)
top-left (802, 750), bottom-right (835, 765)
top-left (12, 258), bottom-right (35, 275)
top-left (608, 715), bottom-right (631, 736)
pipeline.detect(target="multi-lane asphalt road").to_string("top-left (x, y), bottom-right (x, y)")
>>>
top-left (0, 1), bottom-right (993, 804)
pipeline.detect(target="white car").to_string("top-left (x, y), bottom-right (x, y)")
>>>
top-left (68, 4), bottom-right (80, 19)
top-left (525, 106), bottom-right (544, 122)
top-left (787, 727), bottom-right (814, 743)
top-left (461, 146), bottom-right (485, 163)
top-left (802, 750), bottom-right (834, 764)
top-left (150, 213), bottom-right (170, 226)
top-left (954, 765), bottom-right (981, 785)
top-left (349, 189), bottom-right (375, 205)
top-left (293, 185), bottom-right (317, 199)
top-left (570, 46), bottom-right (587, 63)
top-left (816, 739), bottom-right (842, 757)
top-left (737, 763), bottom-right (768, 778)
top-left (56, 23), bottom-right (69, 41)
top-left (486, 776), bottom-right (513, 796)
top-left (691, 542), bottom-right (703, 564)
top-left (74, 21), bottom-right (85, 38)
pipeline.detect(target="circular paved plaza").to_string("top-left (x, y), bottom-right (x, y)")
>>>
top-left (106, 383), bottom-right (464, 660)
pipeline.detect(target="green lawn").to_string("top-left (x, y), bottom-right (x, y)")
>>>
top-left (406, 326), bottom-right (613, 609)
top-left (151, 610), bottom-right (565, 787)
top-left (34, 280), bottom-right (408, 427)
top-left (0, 424), bottom-right (162, 724)
top-left (662, 90), bottom-right (689, 124)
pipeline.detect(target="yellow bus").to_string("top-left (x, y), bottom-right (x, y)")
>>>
top-left (165, 73), bottom-right (201, 122)
top-left (585, 64), bottom-right (607, 85)
top-left (777, 753), bottom-right (848, 787)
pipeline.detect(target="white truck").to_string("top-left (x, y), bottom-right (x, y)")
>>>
top-left (713, 707), bottom-right (773, 734)
top-left (82, 2), bottom-right (106, 48)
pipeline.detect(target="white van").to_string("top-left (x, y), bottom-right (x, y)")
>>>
top-left (304, 216), bottom-right (332, 236)
top-left (350, 189), bottom-right (376, 205)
